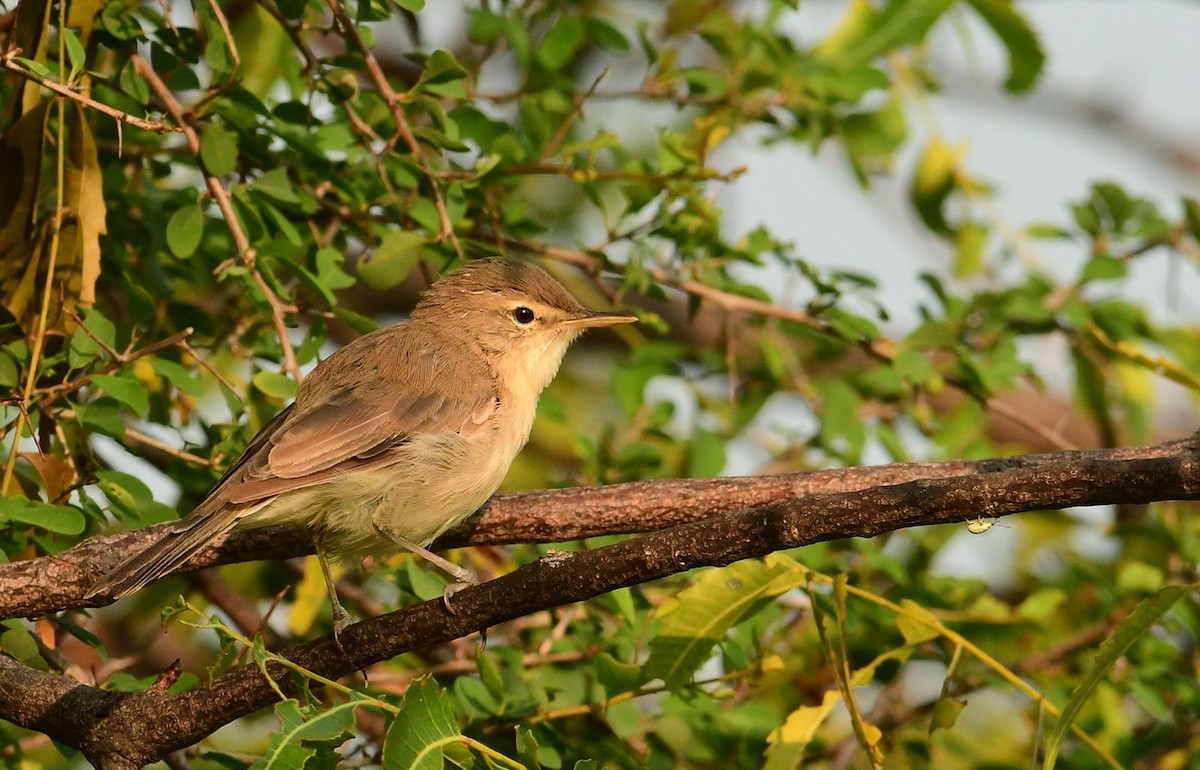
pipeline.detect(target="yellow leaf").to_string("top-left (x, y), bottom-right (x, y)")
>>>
top-left (895, 598), bottom-right (941, 645)
top-left (763, 691), bottom-right (840, 770)
top-left (289, 556), bottom-right (338, 636)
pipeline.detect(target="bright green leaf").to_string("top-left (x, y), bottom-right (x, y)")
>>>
top-left (253, 371), bottom-right (299, 401)
top-left (966, 0), bottom-right (1045, 93)
top-left (166, 202), bottom-right (205, 258)
top-left (200, 122), bottom-right (238, 177)
top-left (642, 554), bottom-right (807, 688)
top-left (0, 497), bottom-right (86, 535)
top-left (357, 230), bottom-right (425, 290)
top-left (1042, 584), bottom-right (1192, 770)
top-left (382, 677), bottom-right (461, 770)
top-left (91, 373), bottom-right (150, 414)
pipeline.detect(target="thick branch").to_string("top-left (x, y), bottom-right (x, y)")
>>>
top-left (0, 439), bottom-right (1195, 620)
top-left (1, 438), bottom-right (1198, 766)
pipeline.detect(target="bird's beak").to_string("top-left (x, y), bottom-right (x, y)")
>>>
top-left (562, 310), bottom-right (639, 329)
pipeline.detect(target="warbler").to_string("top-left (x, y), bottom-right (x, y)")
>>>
top-left (87, 257), bottom-right (636, 631)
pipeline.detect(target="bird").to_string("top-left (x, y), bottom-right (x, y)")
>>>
top-left (85, 257), bottom-right (637, 633)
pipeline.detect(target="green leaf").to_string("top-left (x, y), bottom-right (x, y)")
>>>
top-left (96, 468), bottom-right (165, 524)
top-left (642, 554), bottom-right (807, 688)
top-left (966, 0), bottom-right (1045, 93)
top-left (13, 57), bottom-right (51, 78)
top-left (823, 0), bottom-right (956, 67)
top-left (894, 599), bottom-right (940, 645)
top-left (62, 27), bottom-right (87, 82)
top-left (166, 202), bottom-right (205, 258)
top-left (249, 699), bottom-right (358, 770)
top-left (251, 168), bottom-right (300, 205)
top-left (586, 19), bottom-right (629, 52)
top-left (69, 309), bottom-right (118, 369)
top-left (253, 371), bottom-right (299, 401)
top-left (151, 358), bottom-right (205, 397)
top-left (415, 49), bottom-right (468, 90)
top-left (1042, 583), bottom-right (1192, 770)
top-left (687, 429), bottom-right (726, 478)
top-left (357, 230), bottom-right (425, 290)
top-left (0, 625), bottom-right (41, 665)
top-left (911, 137), bottom-right (960, 234)
top-left (594, 652), bottom-right (641, 698)
top-left (76, 402), bottom-right (125, 438)
top-left (382, 677), bottom-right (462, 770)
top-left (536, 18), bottom-right (585, 71)
top-left (200, 122), bottom-right (238, 176)
top-left (91, 373), bottom-right (150, 414)
top-left (953, 221), bottom-right (987, 279)
top-left (930, 696), bottom-right (965, 731)
top-left (1080, 255), bottom-right (1127, 282)
top-left (0, 496), bottom-right (86, 535)
top-left (0, 352), bottom-right (17, 389)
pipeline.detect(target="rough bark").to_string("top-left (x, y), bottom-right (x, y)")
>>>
top-left (0, 436), bottom-right (1198, 767)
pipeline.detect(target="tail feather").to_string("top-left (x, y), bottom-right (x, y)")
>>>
top-left (85, 503), bottom-right (264, 601)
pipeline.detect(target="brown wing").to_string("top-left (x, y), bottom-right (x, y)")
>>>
top-left (85, 323), bottom-right (498, 601)
top-left (214, 326), bottom-right (500, 504)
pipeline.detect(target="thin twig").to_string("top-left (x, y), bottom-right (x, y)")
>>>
top-left (122, 427), bottom-right (213, 468)
top-left (33, 327), bottom-right (195, 411)
top-left (130, 54), bottom-right (302, 382)
top-left (0, 51), bottom-right (178, 134)
top-left (322, 0), bottom-right (462, 257)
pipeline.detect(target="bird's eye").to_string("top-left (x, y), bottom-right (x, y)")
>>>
top-left (513, 306), bottom-right (536, 325)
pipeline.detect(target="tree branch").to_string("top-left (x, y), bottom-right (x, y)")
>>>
top-left (1, 438), bottom-right (1196, 621)
top-left (0, 437), bottom-right (1198, 766)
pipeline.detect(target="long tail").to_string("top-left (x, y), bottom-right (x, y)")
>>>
top-left (85, 502), bottom-right (265, 601)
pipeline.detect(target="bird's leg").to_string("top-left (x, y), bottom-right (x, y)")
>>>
top-left (374, 525), bottom-right (478, 609)
top-left (313, 536), bottom-right (353, 649)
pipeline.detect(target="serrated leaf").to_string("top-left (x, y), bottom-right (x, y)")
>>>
top-left (249, 699), bottom-right (357, 770)
top-left (1042, 583), bottom-right (1192, 770)
top-left (642, 554), bottom-right (807, 688)
top-left (166, 202), bottom-right (205, 258)
top-left (382, 677), bottom-right (461, 770)
top-left (594, 652), bottom-right (641, 698)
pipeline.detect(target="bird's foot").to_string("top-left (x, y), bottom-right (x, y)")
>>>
top-left (441, 568), bottom-right (479, 614)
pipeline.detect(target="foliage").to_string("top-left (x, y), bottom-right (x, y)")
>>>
top-left (2, 0), bottom-right (1198, 768)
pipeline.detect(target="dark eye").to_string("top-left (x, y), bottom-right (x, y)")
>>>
top-left (513, 306), bottom-right (536, 325)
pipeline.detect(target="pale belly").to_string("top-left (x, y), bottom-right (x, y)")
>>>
top-left (240, 430), bottom-right (521, 561)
